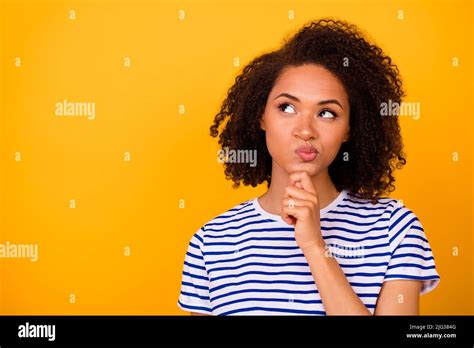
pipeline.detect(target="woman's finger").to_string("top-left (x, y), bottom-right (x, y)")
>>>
top-left (289, 171), bottom-right (317, 195)
top-left (285, 185), bottom-right (318, 205)
top-left (282, 197), bottom-right (312, 209)
top-left (281, 205), bottom-right (312, 222)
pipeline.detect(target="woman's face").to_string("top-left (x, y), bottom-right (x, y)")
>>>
top-left (260, 64), bottom-right (350, 177)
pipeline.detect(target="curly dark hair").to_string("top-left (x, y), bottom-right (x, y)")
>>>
top-left (209, 18), bottom-right (407, 202)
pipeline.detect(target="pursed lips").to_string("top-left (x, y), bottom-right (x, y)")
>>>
top-left (295, 145), bottom-right (318, 161)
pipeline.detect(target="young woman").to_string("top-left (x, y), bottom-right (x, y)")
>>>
top-left (178, 18), bottom-right (440, 316)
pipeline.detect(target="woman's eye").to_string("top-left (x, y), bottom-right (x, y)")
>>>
top-left (278, 103), bottom-right (296, 114)
top-left (318, 109), bottom-right (337, 119)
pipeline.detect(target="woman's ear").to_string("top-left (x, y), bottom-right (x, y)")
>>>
top-left (259, 116), bottom-right (266, 131)
top-left (343, 127), bottom-right (350, 142)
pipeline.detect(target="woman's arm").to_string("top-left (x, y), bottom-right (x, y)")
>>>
top-left (303, 244), bottom-right (422, 315)
top-left (374, 280), bottom-right (422, 315)
top-left (282, 171), bottom-right (372, 315)
top-left (282, 171), bottom-right (424, 316)
top-left (303, 244), bottom-right (373, 315)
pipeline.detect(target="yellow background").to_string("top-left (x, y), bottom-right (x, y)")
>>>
top-left (0, 0), bottom-right (472, 315)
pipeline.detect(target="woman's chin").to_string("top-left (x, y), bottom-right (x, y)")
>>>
top-left (288, 161), bottom-right (322, 176)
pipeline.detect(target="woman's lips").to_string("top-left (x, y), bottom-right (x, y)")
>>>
top-left (296, 151), bottom-right (318, 161)
top-left (295, 145), bottom-right (318, 162)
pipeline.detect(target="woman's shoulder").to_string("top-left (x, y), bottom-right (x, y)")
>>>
top-left (341, 191), bottom-right (423, 231)
top-left (341, 190), bottom-right (405, 214)
top-left (343, 190), bottom-right (403, 208)
top-left (201, 199), bottom-right (254, 229)
top-left (191, 198), bottom-right (256, 242)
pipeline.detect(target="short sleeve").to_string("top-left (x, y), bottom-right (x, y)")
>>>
top-left (177, 228), bottom-right (213, 314)
top-left (384, 204), bottom-right (440, 295)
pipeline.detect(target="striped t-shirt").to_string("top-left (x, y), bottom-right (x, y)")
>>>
top-left (177, 189), bottom-right (440, 315)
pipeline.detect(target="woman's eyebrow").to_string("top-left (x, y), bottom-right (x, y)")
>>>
top-left (275, 93), bottom-right (344, 110)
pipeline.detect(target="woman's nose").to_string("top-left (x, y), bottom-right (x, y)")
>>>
top-left (294, 112), bottom-right (318, 140)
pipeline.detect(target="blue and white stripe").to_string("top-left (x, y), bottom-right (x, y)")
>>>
top-left (178, 189), bottom-right (440, 315)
